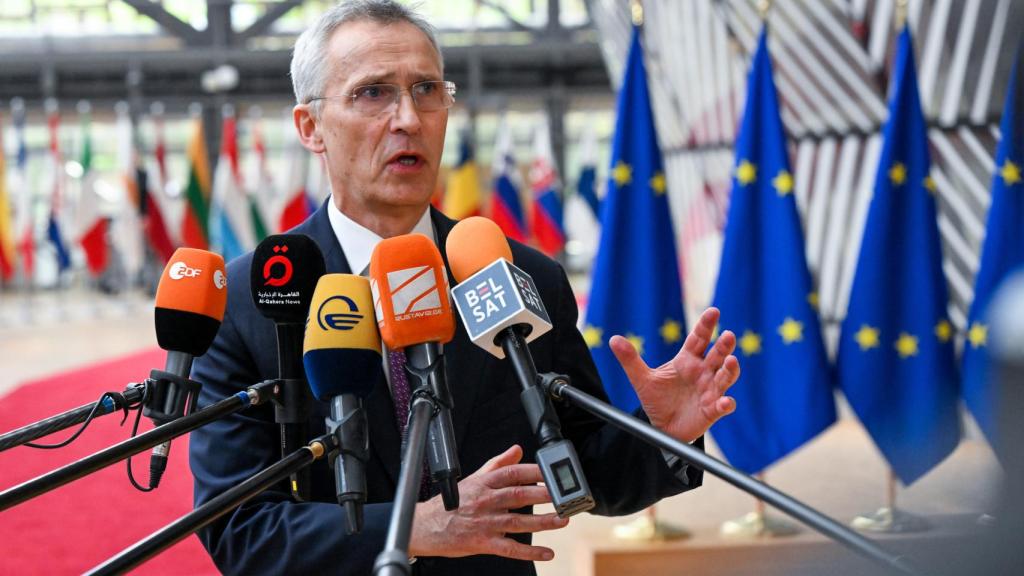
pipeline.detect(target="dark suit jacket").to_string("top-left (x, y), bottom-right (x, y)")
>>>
top-left (189, 202), bottom-right (703, 575)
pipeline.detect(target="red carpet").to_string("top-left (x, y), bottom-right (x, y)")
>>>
top-left (0, 348), bottom-right (219, 575)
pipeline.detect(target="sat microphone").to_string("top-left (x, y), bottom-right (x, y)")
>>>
top-left (447, 217), bottom-right (595, 517)
top-left (146, 248), bottom-right (228, 488)
top-left (369, 233), bottom-right (461, 510)
top-left (251, 234), bottom-right (326, 502)
top-left (304, 274), bottom-right (383, 534)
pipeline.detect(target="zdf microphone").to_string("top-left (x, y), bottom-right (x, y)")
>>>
top-left (146, 248), bottom-right (228, 489)
top-left (304, 274), bottom-right (383, 534)
top-left (370, 233), bottom-right (461, 510)
top-left (447, 216), bottom-right (595, 517)
top-left (251, 233), bottom-right (326, 502)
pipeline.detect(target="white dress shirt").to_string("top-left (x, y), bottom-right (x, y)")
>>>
top-left (326, 199), bottom-right (435, 276)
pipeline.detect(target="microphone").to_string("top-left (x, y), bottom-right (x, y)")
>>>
top-left (446, 217), bottom-right (595, 517)
top-left (146, 248), bottom-right (228, 488)
top-left (369, 233), bottom-right (461, 510)
top-left (251, 234), bottom-right (326, 502)
top-left (303, 274), bottom-right (383, 534)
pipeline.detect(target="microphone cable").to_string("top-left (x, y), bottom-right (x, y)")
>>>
top-left (13, 382), bottom-right (161, 493)
top-left (125, 384), bottom-right (161, 493)
top-left (22, 386), bottom-right (144, 450)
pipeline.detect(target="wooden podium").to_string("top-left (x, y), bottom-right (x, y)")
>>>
top-left (573, 514), bottom-right (984, 576)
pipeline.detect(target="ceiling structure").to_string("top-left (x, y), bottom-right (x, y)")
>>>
top-left (590, 0), bottom-right (1023, 345)
top-left (0, 1), bottom-right (608, 110)
top-left (0, 0), bottom-right (611, 178)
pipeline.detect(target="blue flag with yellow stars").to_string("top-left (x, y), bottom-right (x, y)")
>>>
top-left (962, 46), bottom-right (1024, 447)
top-left (583, 25), bottom-right (685, 413)
top-left (837, 26), bottom-right (961, 485)
top-left (709, 28), bottom-right (836, 475)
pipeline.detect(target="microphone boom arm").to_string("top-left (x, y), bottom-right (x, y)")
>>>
top-left (537, 373), bottom-right (923, 576)
top-left (86, 434), bottom-right (333, 576)
top-left (0, 381), bottom-right (278, 512)
top-left (373, 390), bottom-right (437, 576)
top-left (0, 383), bottom-right (148, 453)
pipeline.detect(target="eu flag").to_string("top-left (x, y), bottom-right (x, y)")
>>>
top-left (837, 26), bottom-right (960, 485)
top-left (710, 28), bottom-right (836, 475)
top-left (962, 46), bottom-right (1024, 447)
top-left (583, 26), bottom-right (685, 413)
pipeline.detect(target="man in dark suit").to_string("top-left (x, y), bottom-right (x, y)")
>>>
top-left (189, 1), bottom-right (740, 574)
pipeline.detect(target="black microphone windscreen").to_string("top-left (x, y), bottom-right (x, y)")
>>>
top-left (154, 308), bottom-right (223, 357)
top-left (250, 234), bottom-right (326, 324)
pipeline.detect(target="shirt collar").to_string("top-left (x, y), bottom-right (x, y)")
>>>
top-left (327, 199), bottom-right (435, 274)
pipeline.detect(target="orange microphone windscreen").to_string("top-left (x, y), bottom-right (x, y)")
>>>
top-left (155, 248), bottom-right (228, 321)
top-left (445, 216), bottom-right (514, 283)
top-left (369, 234), bottom-right (455, 348)
top-left (154, 248), bottom-right (228, 356)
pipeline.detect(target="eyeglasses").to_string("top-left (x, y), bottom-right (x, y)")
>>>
top-left (309, 80), bottom-right (457, 116)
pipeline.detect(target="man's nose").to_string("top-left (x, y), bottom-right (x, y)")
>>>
top-left (389, 90), bottom-right (422, 135)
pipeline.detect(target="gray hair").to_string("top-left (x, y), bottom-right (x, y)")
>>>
top-left (290, 0), bottom-right (443, 109)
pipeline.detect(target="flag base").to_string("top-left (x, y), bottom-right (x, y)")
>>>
top-left (719, 511), bottom-right (800, 538)
top-left (976, 513), bottom-right (997, 527)
top-left (850, 507), bottom-right (930, 533)
top-left (612, 508), bottom-right (689, 541)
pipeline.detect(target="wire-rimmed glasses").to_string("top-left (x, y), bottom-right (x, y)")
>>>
top-left (309, 80), bottom-right (456, 116)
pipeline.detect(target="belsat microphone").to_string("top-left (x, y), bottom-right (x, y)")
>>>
top-left (146, 248), bottom-right (228, 488)
top-left (304, 274), bottom-right (383, 534)
top-left (251, 234), bottom-right (326, 502)
top-left (369, 233), bottom-right (461, 510)
top-left (447, 216), bottom-right (595, 517)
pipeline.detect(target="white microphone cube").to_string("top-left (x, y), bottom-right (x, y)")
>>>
top-left (451, 259), bottom-right (552, 358)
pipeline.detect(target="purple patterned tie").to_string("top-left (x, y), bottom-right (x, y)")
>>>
top-left (388, 348), bottom-right (431, 500)
top-left (389, 349), bottom-right (413, 437)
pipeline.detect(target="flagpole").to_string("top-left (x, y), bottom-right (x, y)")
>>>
top-left (630, 0), bottom-right (643, 27)
top-left (76, 99), bottom-right (104, 313)
top-left (756, 0), bottom-right (771, 20)
top-left (720, 472), bottom-right (799, 538)
top-left (10, 98), bottom-right (36, 324)
top-left (846, 0), bottom-right (938, 535)
top-left (45, 97), bottom-right (72, 312)
top-left (895, 0), bottom-right (908, 30)
top-left (715, 0), bottom-right (803, 540)
top-left (850, 468), bottom-right (929, 533)
top-left (608, 0), bottom-right (689, 543)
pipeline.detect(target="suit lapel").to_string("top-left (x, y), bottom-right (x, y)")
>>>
top-left (302, 201), bottom-right (403, 487)
top-left (431, 208), bottom-right (490, 451)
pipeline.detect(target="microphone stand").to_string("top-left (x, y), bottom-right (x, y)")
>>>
top-left (405, 344), bottom-right (460, 511)
top-left (0, 383), bottom-right (148, 452)
top-left (0, 381), bottom-right (277, 512)
top-left (275, 323), bottom-right (313, 502)
top-left (536, 373), bottom-right (922, 576)
top-left (500, 328), bottom-right (593, 517)
top-left (373, 390), bottom-right (437, 576)
top-left (86, 434), bottom-right (335, 576)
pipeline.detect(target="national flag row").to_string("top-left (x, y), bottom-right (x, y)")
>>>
top-left (584, 18), bottom-right (1024, 488)
top-left (0, 103), bottom-right (604, 283)
top-left (0, 102), bottom-right (328, 284)
top-left (438, 117), bottom-right (605, 260)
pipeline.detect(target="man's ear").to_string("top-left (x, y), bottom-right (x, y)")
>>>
top-left (294, 104), bottom-right (326, 153)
